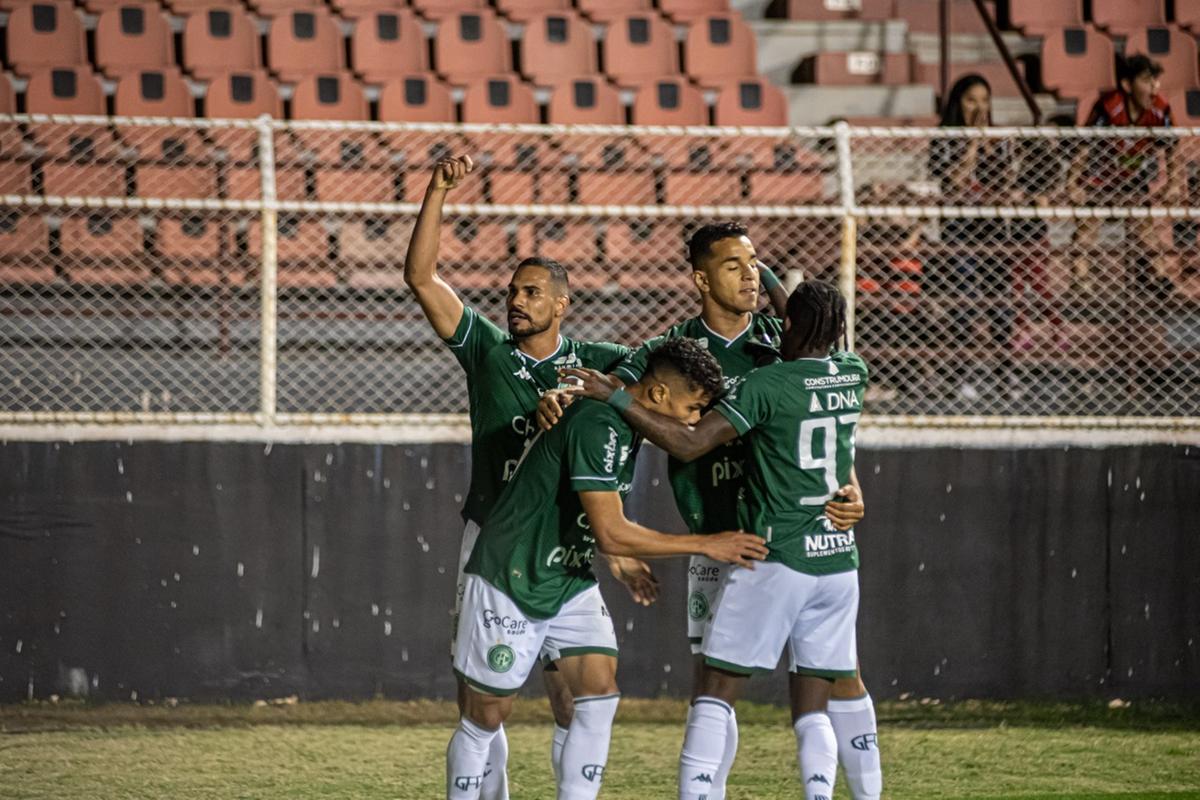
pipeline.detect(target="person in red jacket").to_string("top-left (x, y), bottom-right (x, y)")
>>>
top-left (1069, 54), bottom-right (1181, 297)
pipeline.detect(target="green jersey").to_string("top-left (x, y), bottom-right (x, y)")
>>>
top-left (614, 313), bottom-right (782, 533)
top-left (465, 399), bottom-right (639, 619)
top-left (715, 351), bottom-right (868, 576)
top-left (444, 306), bottom-right (629, 527)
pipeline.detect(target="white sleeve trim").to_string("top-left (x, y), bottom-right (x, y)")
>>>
top-left (718, 400), bottom-right (752, 430)
top-left (570, 475), bottom-right (617, 482)
top-left (446, 309), bottom-right (474, 349)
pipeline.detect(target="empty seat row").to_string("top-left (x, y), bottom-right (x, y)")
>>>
top-left (1, 5), bottom-right (758, 88)
top-left (4, 67), bottom-right (789, 125)
top-left (1040, 25), bottom-right (1200, 97)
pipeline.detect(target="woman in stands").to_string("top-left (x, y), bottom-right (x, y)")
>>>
top-left (928, 74), bottom-right (1014, 400)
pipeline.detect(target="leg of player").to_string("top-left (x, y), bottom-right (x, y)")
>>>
top-left (452, 522), bottom-right (510, 800)
top-left (449, 689), bottom-right (515, 800)
top-left (791, 674), bottom-right (839, 800)
top-left (552, 653), bottom-right (620, 800)
top-left (687, 555), bottom-right (737, 800)
top-left (829, 669), bottom-right (883, 800)
top-left (543, 665), bottom-right (574, 783)
top-left (679, 665), bottom-right (745, 800)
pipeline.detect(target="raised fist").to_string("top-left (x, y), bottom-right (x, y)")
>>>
top-left (431, 155), bottom-right (474, 192)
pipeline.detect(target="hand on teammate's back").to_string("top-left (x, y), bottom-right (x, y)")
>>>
top-left (558, 367), bottom-right (623, 402)
top-left (824, 484), bottom-right (865, 531)
top-left (703, 531), bottom-right (769, 568)
top-left (431, 154), bottom-right (474, 193)
top-left (536, 389), bottom-right (576, 431)
top-left (606, 556), bottom-right (660, 607)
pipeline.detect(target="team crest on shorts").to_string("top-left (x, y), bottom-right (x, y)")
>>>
top-left (687, 591), bottom-right (709, 621)
top-left (487, 644), bottom-right (516, 673)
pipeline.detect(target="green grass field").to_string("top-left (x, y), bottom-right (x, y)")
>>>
top-left (2, 699), bottom-right (1197, 799)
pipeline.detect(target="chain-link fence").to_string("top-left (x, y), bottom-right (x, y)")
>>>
top-left (1, 116), bottom-right (1197, 427)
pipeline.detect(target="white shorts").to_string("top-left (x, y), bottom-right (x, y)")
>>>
top-left (453, 573), bottom-right (618, 695)
top-left (449, 520), bottom-right (482, 659)
top-left (701, 562), bottom-right (858, 679)
top-left (686, 555), bottom-right (726, 655)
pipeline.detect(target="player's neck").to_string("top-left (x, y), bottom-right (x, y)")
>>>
top-left (700, 303), bottom-right (752, 341)
top-left (514, 327), bottom-right (562, 361)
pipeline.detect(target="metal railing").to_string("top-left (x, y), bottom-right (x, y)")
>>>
top-left (2, 116), bottom-right (1198, 430)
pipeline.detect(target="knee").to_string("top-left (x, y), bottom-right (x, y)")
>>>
top-left (462, 693), bottom-right (510, 731)
top-left (831, 674), bottom-right (867, 699)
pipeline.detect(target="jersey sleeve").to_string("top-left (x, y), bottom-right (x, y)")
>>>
top-left (611, 336), bottom-right (659, 385)
top-left (715, 368), bottom-right (774, 436)
top-left (442, 306), bottom-right (507, 372)
top-left (565, 405), bottom-right (632, 493)
top-left (581, 341), bottom-right (633, 373)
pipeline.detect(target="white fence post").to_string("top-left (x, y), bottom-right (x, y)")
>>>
top-left (833, 121), bottom-right (858, 351)
top-left (256, 116), bottom-right (278, 426)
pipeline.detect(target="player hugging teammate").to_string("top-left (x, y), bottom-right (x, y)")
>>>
top-left (407, 155), bottom-right (880, 800)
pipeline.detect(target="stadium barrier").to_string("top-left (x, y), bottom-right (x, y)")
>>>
top-left (1, 116), bottom-right (1198, 428)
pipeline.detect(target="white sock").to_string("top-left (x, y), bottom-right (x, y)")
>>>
top-left (447, 717), bottom-right (500, 800)
top-left (827, 694), bottom-right (882, 800)
top-left (557, 693), bottom-right (619, 800)
top-left (709, 706), bottom-right (738, 800)
top-left (481, 723), bottom-right (510, 800)
top-left (551, 724), bottom-right (570, 784)
top-left (794, 712), bottom-right (838, 800)
top-left (679, 697), bottom-right (732, 800)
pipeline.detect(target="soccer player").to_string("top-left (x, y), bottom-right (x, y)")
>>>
top-left (543, 224), bottom-right (879, 800)
top-left (564, 281), bottom-right (869, 800)
top-left (448, 338), bottom-right (770, 800)
top-left (404, 153), bottom-right (657, 799)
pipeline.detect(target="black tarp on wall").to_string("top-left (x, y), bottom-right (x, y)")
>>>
top-left (1, 440), bottom-right (1197, 703)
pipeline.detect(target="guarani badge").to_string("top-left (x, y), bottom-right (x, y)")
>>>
top-left (487, 644), bottom-right (516, 673)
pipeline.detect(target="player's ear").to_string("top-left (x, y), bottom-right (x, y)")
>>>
top-left (692, 269), bottom-right (708, 295)
top-left (649, 382), bottom-right (669, 406)
top-left (554, 293), bottom-right (569, 317)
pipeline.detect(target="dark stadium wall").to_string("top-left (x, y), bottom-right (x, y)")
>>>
top-left (1, 440), bottom-right (1197, 704)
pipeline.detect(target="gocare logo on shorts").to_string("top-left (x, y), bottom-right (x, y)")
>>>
top-left (482, 608), bottom-right (528, 635)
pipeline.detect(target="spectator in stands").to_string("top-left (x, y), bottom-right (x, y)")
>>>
top-left (1009, 115), bottom-right (1070, 351)
top-left (928, 74), bottom-right (1012, 397)
top-left (1068, 54), bottom-right (1181, 298)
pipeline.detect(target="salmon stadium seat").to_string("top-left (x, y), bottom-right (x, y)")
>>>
top-left (95, 4), bottom-right (175, 77)
top-left (461, 75), bottom-right (539, 123)
top-left (115, 68), bottom-right (201, 161)
top-left (659, 0), bottom-right (729, 22)
top-left (1007, 0), bottom-right (1082, 33)
top-left (0, 212), bottom-right (54, 284)
top-left (378, 74), bottom-right (456, 121)
top-left (1123, 27), bottom-right (1198, 91)
top-left (519, 11), bottom-right (598, 85)
top-left (494, 0), bottom-right (571, 23)
top-left (183, 6), bottom-right (261, 80)
top-left (61, 212), bottom-right (150, 284)
top-left (350, 10), bottom-right (428, 81)
top-left (631, 78), bottom-right (708, 125)
top-left (603, 12), bottom-right (678, 87)
top-left (24, 66), bottom-right (106, 114)
top-left (547, 76), bottom-right (624, 124)
top-left (434, 9), bottom-right (511, 84)
top-left (267, 8), bottom-right (345, 82)
top-left (291, 72), bottom-right (369, 120)
top-left (42, 163), bottom-right (126, 197)
top-left (1040, 26), bottom-right (1116, 97)
top-left (5, 3), bottom-right (86, 75)
top-left (802, 51), bottom-right (911, 86)
top-left (713, 77), bottom-right (788, 125)
top-left (576, 0), bottom-right (650, 22)
top-left (683, 14), bottom-right (757, 87)
top-left (205, 70), bottom-right (283, 118)
top-left (410, 0), bottom-right (485, 20)
top-left (1091, 0), bottom-right (1165, 34)
top-left (1167, 89), bottom-right (1200, 125)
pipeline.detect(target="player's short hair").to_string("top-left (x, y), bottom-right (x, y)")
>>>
top-left (786, 281), bottom-right (847, 354)
top-left (687, 222), bottom-right (750, 269)
top-left (1119, 54), bottom-right (1164, 85)
top-left (644, 337), bottom-right (725, 399)
top-left (514, 256), bottom-right (570, 297)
